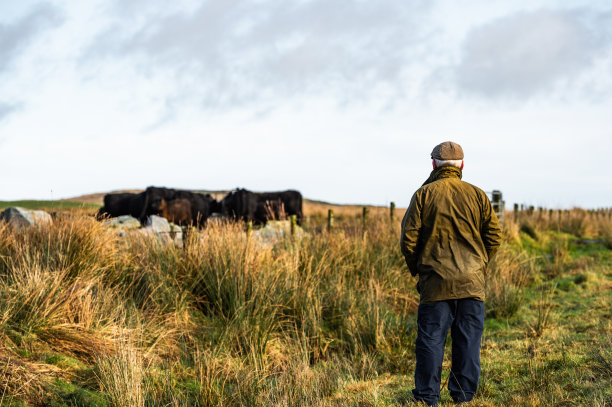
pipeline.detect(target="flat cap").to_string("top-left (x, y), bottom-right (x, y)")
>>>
top-left (431, 141), bottom-right (464, 160)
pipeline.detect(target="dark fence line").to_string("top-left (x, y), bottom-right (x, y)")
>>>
top-left (139, 189), bottom-right (612, 238)
top-left (512, 206), bottom-right (612, 218)
top-left (143, 195), bottom-right (612, 239)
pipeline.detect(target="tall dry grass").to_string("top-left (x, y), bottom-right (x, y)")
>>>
top-left (96, 336), bottom-right (147, 407)
top-left (507, 207), bottom-right (612, 240)
top-left (1, 206), bottom-right (602, 405)
top-left (485, 244), bottom-right (534, 319)
top-left (0, 211), bottom-right (415, 405)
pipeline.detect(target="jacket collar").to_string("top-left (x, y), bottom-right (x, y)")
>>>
top-left (422, 166), bottom-right (462, 186)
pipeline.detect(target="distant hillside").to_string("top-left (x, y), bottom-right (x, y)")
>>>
top-left (64, 189), bottom-right (231, 206)
top-left (2, 190), bottom-right (402, 217)
top-left (63, 190), bottom-right (143, 206)
top-left (65, 191), bottom-right (367, 206)
top-left (0, 200), bottom-right (100, 211)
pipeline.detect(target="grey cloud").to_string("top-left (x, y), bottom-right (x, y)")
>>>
top-left (454, 9), bottom-right (612, 99)
top-left (87, 0), bottom-right (432, 109)
top-left (0, 102), bottom-right (19, 122)
top-left (0, 3), bottom-right (64, 73)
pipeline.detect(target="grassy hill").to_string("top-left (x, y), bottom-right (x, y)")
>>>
top-left (1, 191), bottom-right (400, 219)
top-left (0, 200), bottom-right (101, 211)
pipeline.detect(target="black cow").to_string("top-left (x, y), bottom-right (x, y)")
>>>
top-left (221, 188), bottom-right (259, 222)
top-left (256, 190), bottom-right (303, 225)
top-left (221, 188), bottom-right (303, 225)
top-left (97, 192), bottom-right (146, 220)
top-left (140, 186), bottom-right (218, 226)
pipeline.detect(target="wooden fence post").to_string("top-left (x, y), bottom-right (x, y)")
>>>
top-left (290, 214), bottom-right (297, 236)
top-left (327, 209), bottom-right (334, 232)
top-left (390, 201), bottom-right (395, 222)
top-left (362, 207), bottom-right (369, 230)
top-left (513, 203), bottom-right (519, 219)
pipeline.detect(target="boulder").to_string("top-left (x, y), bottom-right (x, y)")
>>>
top-left (103, 215), bottom-right (141, 230)
top-left (0, 207), bottom-right (52, 228)
top-left (145, 215), bottom-right (171, 233)
top-left (253, 220), bottom-right (305, 247)
top-left (144, 215), bottom-right (183, 246)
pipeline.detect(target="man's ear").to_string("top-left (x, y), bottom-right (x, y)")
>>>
top-left (460, 160), bottom-right (464, 170)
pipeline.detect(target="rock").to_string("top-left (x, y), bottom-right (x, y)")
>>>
top-left (145, 215), bottom-right (171, 233)
top-left (0, 207), bottom-right (52, 228)
top-left (143, 215), bottom-right (183, 246)
top-left (252, 220), bottom-right (305, 247)
top-left (103, 215), bottom-right (141, 229)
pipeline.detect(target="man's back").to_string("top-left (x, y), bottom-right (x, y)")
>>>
top-left (403, 142), bottom-right (503, 406)
top-left (401, 165), bottom-right (502, 303)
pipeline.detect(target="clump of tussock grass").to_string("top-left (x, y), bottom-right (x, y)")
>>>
top-left (95, 336), bottom-right (147, 407)
top-left (0, 215), bottom-right (129, 353)
top-left (0, 213), bottom-right (120, 281)
top-left (0, 343), bottom-right (70, 405)
top-left (485, 244), bottom-right (534, 319)
top-left (256, 357), bottom-right (344, 406)
top-left (542, 235), bottom-right (572, 279)
top-left (193, 347), bottom-right (230, 406)
top-left (0, 262), bottom-right (117, 362)
top-left (527, 283), bottom-right (557, 338)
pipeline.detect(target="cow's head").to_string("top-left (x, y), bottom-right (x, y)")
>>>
top-left (148, 187), bottom-right (170, 212)
top-left (221, 191), bottom-right (237, 216)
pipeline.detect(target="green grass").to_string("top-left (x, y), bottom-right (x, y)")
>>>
top-left (0, 210), bottom-right (609, 406)
top-left (322, 243), bottom-right (611, 406)
top-left (0, 200), bottom-right (100, 211)
top-left (47, 379), bottom-right (107, 407)
top-left (474, 251), bottom-right (611, 406)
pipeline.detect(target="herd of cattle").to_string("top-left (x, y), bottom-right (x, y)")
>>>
top-left (97, 186), bottom-right (303, 227)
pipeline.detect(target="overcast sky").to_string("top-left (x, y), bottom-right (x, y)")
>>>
top-left (1, 0), bottom-right (611, 208)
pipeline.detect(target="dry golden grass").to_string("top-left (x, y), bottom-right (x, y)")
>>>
top-left (96, 335), bottom-right (147, 407)
top-left (0, 348), bottom-right (66, 405)
top-left (0, 207), bottom-right (608, 405)
top-left (506, 207), bottom-right (612, 239)
top-left (303, 200), bottom-right (402, 219)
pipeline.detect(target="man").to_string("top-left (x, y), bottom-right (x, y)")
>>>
top-left (400, 141), bottom-right (502, 405)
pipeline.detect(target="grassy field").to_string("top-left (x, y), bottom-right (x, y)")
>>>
top-left (0, 205), bottom-right (610, 406)
top-left (0, 200), bottom-right (100, 211)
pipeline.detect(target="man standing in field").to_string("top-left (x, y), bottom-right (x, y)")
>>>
top-left (400, 141), bottom-right (502, 405)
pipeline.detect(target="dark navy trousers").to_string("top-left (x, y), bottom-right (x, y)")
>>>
top-left (412, 299), bottom-right (485, 406)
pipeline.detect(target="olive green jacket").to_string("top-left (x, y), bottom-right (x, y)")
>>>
top-left (400, 166), bottom-right (502, 303)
